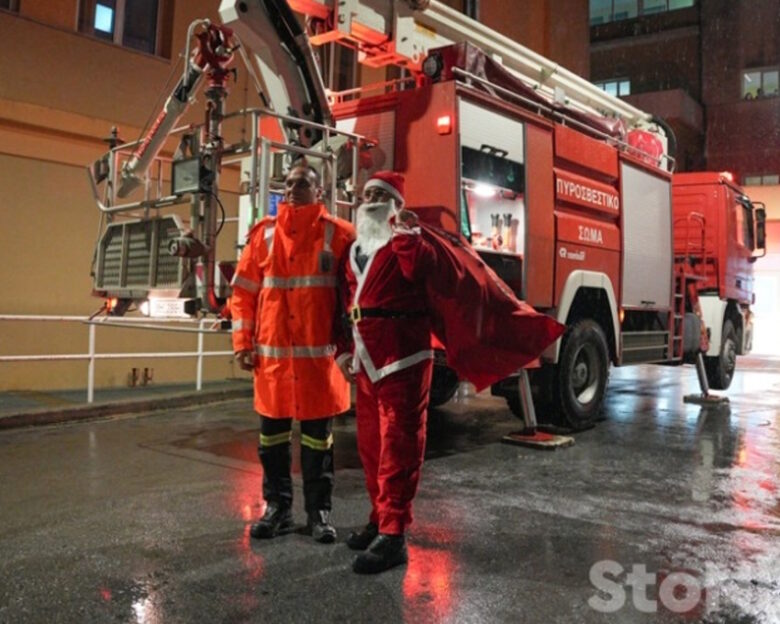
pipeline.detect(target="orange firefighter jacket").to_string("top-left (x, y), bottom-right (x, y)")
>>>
top-left (231, 202), bottom-right (355, 419)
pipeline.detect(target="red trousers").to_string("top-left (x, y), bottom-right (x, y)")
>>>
top-left (355, 359), bottom-right (433, 535)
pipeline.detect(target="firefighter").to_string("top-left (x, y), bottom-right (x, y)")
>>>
top-left (336, 171), bottom-right (437, 573)
top-left (231, 163), bottom-right (355, 543)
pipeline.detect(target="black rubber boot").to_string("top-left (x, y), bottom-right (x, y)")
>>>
top-left (352, 534), bottom-right (408, 574)
top-left (300, 419), bottom-right (335, 539)
top-left (307, 509), bottom-right (337, 544)
top-left (346, 523), bottom-right (379, 551)
top-left (250, 502), bottom-right (294, 539)
top-left (258, 418), bottom-right (293, 510)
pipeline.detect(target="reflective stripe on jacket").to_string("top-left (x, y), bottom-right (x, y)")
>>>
top-left (231, 203), bottom-right (355, 419)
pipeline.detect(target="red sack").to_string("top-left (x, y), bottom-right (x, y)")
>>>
top-left (419, 222), bottom-right (566, 391)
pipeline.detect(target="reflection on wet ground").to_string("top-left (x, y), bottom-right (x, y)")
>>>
top-left (0, 360), bottom-right (778, 623)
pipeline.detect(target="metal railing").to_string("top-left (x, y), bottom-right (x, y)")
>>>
top-left (0, 315), bottom-right (235, 404)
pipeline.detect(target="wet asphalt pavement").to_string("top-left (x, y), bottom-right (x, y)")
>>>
top-left (0, 361), bottom-right (778, 623)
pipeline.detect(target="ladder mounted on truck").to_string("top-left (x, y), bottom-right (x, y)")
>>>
top-left (223, 0), bottom-right (671, 159)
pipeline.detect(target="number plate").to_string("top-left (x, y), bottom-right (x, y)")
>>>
top-left (149, 298), bottom-right (191, 319)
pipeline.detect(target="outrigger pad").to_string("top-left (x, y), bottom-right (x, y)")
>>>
top-left (502, 430), bottom-right (575, 450)
top-left (683, 394), bottom-right (730, 406)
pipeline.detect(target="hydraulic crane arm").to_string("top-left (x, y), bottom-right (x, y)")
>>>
top-left (117, 21), bottom-right (235, 198)
top-left (219, 0), bottom-right (332, 145)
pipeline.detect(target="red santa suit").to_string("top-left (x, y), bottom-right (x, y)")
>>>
top-left (340, 178), bottom-right (435, 537)
top-left (343, 229), bottom-right (435, 535)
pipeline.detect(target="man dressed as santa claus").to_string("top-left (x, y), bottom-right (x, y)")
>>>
top-left (336, 170), bottom-right (436, 574)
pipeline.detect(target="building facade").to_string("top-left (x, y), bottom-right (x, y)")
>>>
top-left (590, 0), bottom-right (780, 182)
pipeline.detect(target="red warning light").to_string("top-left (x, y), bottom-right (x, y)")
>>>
top-left (105, 297), bottom-right (118, 312)
top-left (436, 115), bottom-right (453, 135)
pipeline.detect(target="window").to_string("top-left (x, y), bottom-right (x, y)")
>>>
top-left (612, 0), bottom-right (638, 20)
top-left (79, 0), bottom-right (162, 55)
top-left (742, 67), bottom-right (779, 99)
top-left (642, 0), bottom-right (667, 14)
top-left (590, 0), bottom-right (694, 25)
top-left (736, 200), bottom-right (755, 251)
top-left (743, 68), bottom-right (780, 99)
top-left (590, 0), bottom-right (612, 24)
top-left (320, 43), bottom-right (357, 92)
top-left (743, 174), bottom-right (780, 186)
top-left (595, 79), bottom-right (632, 96)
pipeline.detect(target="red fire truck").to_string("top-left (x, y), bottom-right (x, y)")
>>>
top-left (673, 173), bottom-right (766, 390)
top-left (87, 0), bottom-right (766, 430)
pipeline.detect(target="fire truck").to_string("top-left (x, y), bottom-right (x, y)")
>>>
top-left (87, 0), bottom-right (766, 430)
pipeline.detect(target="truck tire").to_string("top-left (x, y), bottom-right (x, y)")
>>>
top-left (551, 319), bottom-right (609, 430)
top-left (429, 364), bottom-right (459, 407)
top-left (705, 319), bottom-right (737, 390)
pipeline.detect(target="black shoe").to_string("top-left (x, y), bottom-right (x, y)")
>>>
top-left (346, 522), bottom-right (379, 551)
top-left (307, 510), bottom-right (337, 544)
top-left (250, 503), bottom-right (294, 539)
top-left (352, 534), bottom-right (408, 574)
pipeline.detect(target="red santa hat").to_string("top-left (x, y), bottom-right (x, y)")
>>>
top-left (363, 170), bottom-right (405, 206)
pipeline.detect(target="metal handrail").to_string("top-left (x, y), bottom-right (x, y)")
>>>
top-left (328, 77), bottom-right (418, 104)
top-left (90, 105), bottom-right (375, 220)
top-left (0, 315), bottom-right (235, 404)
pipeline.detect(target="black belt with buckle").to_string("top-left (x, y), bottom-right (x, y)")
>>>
top-left (347, 306), bottom-right (427, 324)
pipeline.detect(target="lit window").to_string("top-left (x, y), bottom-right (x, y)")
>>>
top-left (668, 0), bottom-right (694, 8)
top-left (742, 67), bottom-right (780, 99)
top-left (80, 0), bottom-right (165, 56)
top-left (94, 4), bottom-right (115, 34)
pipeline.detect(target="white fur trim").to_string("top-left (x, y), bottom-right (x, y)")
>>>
top-left (364, 179), bottom-right (404, 205)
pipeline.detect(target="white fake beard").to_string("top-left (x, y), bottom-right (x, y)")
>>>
top-left (356, 200), bottom-right (396, 257)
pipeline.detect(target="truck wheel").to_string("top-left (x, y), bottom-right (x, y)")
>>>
top-left (705, 319), bottom-right (737, 390)
top-left (429, 364), bottom-right (459, 407)
top-left (551, 319), bottom-right (609, 430)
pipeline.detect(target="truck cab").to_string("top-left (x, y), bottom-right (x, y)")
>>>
top-left (672, 172), bottom-right (767, 388)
